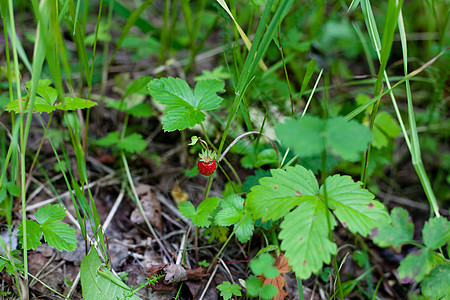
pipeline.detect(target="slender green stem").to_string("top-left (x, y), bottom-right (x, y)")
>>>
top-left (296, 277), bottom-right (304, 300)
top-left (206, 215), bottom-right (246, 274)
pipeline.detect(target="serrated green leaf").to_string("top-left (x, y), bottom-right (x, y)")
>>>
top-left (216, 281), bottom-right (242, 300)
top-left (398, 248), bottom-right (441, 283)
top-left (215, 194), bottom-right (245, 226)
top-left (162, 106), bottom-right (205, 131)
top-left (55, 97), bottom-right (97, 110)
top-left (5, 97), bottom-right (56, 113)
top-left (194, 66), bottom-right (230, 82)
top-left (26, 79), bottom-right (57, 105)
top-left (126, 103), bottom-right (153, 118)
top-left (246, 165), bottom-right (319, 222)
top-left (193, 80), bottom-right (225, 110)
top-left (326, 117), bottom-right (371, 161)
top-left (117, 133), bottom-right (147, 153)
top-left (372, 207), bottom-right (413, 250)
top-left (250, 253), bottom-right (278, 278)
top-left (35, 204), bottom-right (67, 224)
top-left (178, 197), bottom-right (219, 227)
top-left (18, 220), bottom-right (43, 250)
top-left (279, 197), bottom-right (337, 279)
top-left (323, 174), bottom-right (390, 237)
top-left (41, 222), bottom-right (77, 252)
top-left (276, 116), bottom-right (371, 162)
top-left (124, 76), bottom-right (153, 98)
top-left (422, 217), bottom-right (450, 250)
top-left (148, 77), bottom-right (224, 132)
top-left (96, 132), bottom-right (121, 147)
top-left (234, 215), bottom-right (254, 243)
top-left (81, 248), bottom-right (139, 300)
top-left (275, 116), bottom-right (324, 157)
top-left (421, 264), bottom-right (450, 299)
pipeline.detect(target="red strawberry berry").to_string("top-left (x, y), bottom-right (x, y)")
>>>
top-left (197, 149), bottom-right (217, 176)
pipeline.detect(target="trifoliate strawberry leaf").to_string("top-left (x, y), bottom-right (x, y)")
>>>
top-left (323, 174), bottom-right (390, 237)
top-left (17, 204), bottom-right (77, 252)
top-left (234, 215), bottom-right (254, 243)
top-left (117, 133), bottom-right (147, 153)
top-left (275, 115), bottom-right (371, 162)
top-left (372, 207), bottom-right (412, 251)
top-left (250, 253), bottom-right (279, 279)
top-left (279, 197), bottom-right (337, 279)
top-left (25, 79), bottom-right (57, 105)
top-left (18, 220), bottom-right (43, 250)
top-left (422, 217), bottom-right (450, 250)
top-left (41, 222), bottom-right (77, 252)
top-left (148, 77), bottom-right (224, 131)
top-left (215, 194), bottom-right (245, 226)
top-left (245, 165), bottom-right (319, 222)
top-left (178, 197), bottom-right (219, 227)
top-left (216, 281), bottom-right (242, 300)
top-left (421, 264), bottom-right (450, 299)
top-left (398, 248), bottom-right (444, 283)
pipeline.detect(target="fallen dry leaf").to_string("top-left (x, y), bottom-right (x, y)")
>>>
top-left (262, 254), bottom-right (291, 300)
top-left (170, 184), bottom-right (188, 206)
top-left (130, 184), bottom-right (162, 231)
top-left (164, 264), bottom-right (187, 284)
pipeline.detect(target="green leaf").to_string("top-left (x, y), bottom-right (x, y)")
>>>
top-left (96, 132), bottom-right (120, 147)
top-left (373, 112), bottom-right (401, 149)
top-left (6, 182), bottom-right (20, 197)
top-left (18, 220), bottom-right (43, 250)
top-left (148, 77), bottom-right (224, 131)
top-left (55, 97), bottom-right (97, 111)
top-left (323, 174), bottom-right (390, 237)
top-left (41, 222), bottom-right (78, 252)
top-left (26, 79), bottom-right (57, 105)
top-left (250, 253), bottom-right (278, 279)
top-left (234, 215), bottom-right (254, 243)
top-left (260, 284), bottom-right (278, 300)
top-left (326, 117), bottom-right (372, 161)
top-left (279, 197), bottom-right (337, 279)
top-left (398, 248), bottom-right (442, 283)
top-left (117, 133), bottom-right (147, 153)
top-left (5, 97), bottom-right (56, 114)
top-left (216, 281), bottom-right (242, 300)
top-left (246, 165), bottom-right (319, 222)
top-left (422, 217), bottom-right (450, 250)
top-left (80, 248), bottom-right (140, 300)
top-left (421, 264), bottom-right (450, 299)
top-left (126, 103), bottom-right (153, 118)
top-left (194, 66), bottom-right (230, 82)
top-left (35, 204), bottom-right (67, 224)
top-left (372, 207), bottom-right (413, 251)
top-left (18, 204), bottom-right (77, 252)
top-left (178, 197), bottom-right (220, 227)
top-left (124, 76), bottom-right (153, 98)
top-left (275, 116), bottom-right (324, 157)
top-left (275, 115), bottom-right (371, 162)
top-left (246, 275), bottom-right (263, 297)
top-left (215, 194), bottom-right (245, 226)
